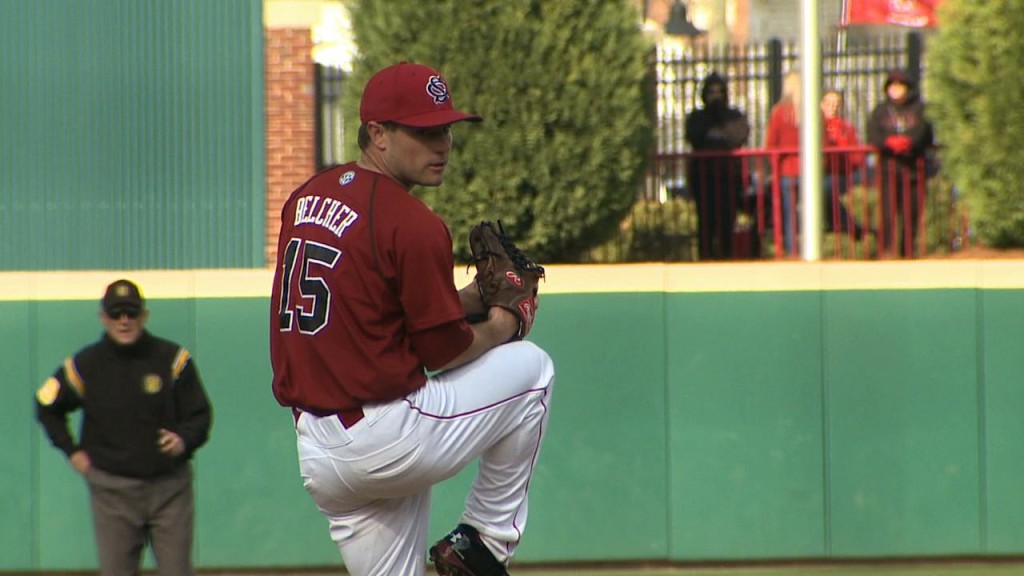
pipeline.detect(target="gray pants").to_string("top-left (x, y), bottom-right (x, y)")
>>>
top-left (85, 464), bottom-right (195, 576)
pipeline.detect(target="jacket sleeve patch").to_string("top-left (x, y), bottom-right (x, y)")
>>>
top-left (36, 377), bottom-right (61, 406)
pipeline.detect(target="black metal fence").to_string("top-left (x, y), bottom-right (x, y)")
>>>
top-left (652, 32), bottom-right (918, 158)
top-left (316, 33), bottom-right (921, 167)
top-left (315, 32), bottom-right (954, 262)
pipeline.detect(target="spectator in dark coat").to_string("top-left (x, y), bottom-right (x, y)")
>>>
top-left (867, 69), bottom-right (934, 257)
top-left (685, 72), bottom-right (751, 260)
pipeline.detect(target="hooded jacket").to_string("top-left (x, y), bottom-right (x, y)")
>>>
top-left (867, 69), bottom-right (933, 168)
top-left (685, 72), bottom-right (750, 151)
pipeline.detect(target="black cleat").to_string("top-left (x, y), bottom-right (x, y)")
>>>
top-left (428, 524), bottom-right (509, 576)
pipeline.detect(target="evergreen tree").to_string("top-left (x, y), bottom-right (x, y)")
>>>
top-left (344, 0), bottom-right (653, 261)
top-left (928, 0), bottom-right (1024, 247)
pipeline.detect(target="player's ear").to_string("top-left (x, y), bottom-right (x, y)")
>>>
top-left (366, 122), bottom-right (389, 149)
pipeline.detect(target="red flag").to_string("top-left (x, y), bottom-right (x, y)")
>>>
top-left (843, 0), bottom-right (941, 28)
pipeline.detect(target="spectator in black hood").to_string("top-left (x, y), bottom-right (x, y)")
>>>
top-left (867, 68), bottom-right (934, 257)
top-left (685, 72), bottom-right (751, 260)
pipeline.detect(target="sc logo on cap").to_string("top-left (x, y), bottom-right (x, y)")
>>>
top-left (425, 76), bottom-right (450, 105)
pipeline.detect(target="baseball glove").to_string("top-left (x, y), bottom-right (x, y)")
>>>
top-left (469, 221), bottom-right (545, 340)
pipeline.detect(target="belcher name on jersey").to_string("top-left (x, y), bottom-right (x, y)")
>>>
top-left (294, 194), bottom-right (360, 238)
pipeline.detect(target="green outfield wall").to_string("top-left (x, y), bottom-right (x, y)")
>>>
top-left (2, 263), bottom-right (1023, 571)
top-left (0, 0), bottom-right (264, 271)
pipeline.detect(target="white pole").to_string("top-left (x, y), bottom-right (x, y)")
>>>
top-left (800, 0), bottom-right (823, 260)
top-left (838, 0), bottom-right (850, 53)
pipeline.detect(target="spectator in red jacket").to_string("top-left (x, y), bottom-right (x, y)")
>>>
top-left (765, 71), bottom-right (801, 255)
top-left (821, 90), bottom-right (868, 239)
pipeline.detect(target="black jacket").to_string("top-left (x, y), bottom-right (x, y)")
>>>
top-left (685, 72), bottom-right (750, 151)
top-left (867, 85), bottom-right (933, 170)
top-left (36, 331), bottom-right (212, 478)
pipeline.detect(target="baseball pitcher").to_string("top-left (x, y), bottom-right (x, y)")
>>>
top-left (270, 62), bottom-right (554, 576)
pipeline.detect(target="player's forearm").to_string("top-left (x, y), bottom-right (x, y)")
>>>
top-left (437, 307), bottom-right (518, 371)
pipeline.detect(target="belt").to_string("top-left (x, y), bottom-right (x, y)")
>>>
top-left (291, 406), bottom-right (365, 428)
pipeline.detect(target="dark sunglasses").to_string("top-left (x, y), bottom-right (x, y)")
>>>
top-left (107, 308), bottom-right (141, 319)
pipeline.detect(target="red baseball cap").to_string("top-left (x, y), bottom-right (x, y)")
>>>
top-left (359, 62), bottom-right (482, 127)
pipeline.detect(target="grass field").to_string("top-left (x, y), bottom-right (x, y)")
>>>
top-left (190, 560), bottom-right (1024, 576)
top-left (510, 564), bottom-right (1024, 576)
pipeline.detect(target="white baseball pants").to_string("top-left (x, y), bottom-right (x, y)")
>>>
top-left (294, 340), bottom-right (555, 576)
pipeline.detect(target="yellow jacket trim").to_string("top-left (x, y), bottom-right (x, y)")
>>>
top-left (172, 348), bottom-right (191, 380)
top-left (62, 357), bottom-right (85, 397)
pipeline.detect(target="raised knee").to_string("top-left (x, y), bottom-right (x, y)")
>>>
top-left (513, 341), bottom-right (554, 391)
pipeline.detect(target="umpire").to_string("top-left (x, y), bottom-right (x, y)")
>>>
top-left (35, 279), bottom-right (212, 576)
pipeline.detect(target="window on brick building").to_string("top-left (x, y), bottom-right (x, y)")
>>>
top-left (316, 64), bottom-right (346, 170)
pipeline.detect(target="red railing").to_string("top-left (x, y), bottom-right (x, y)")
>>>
top-left (649, 146), bottom-right (954, 260)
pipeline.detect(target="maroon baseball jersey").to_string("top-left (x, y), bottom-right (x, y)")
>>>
top-left (270, 163), bottom-right (468, 412)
